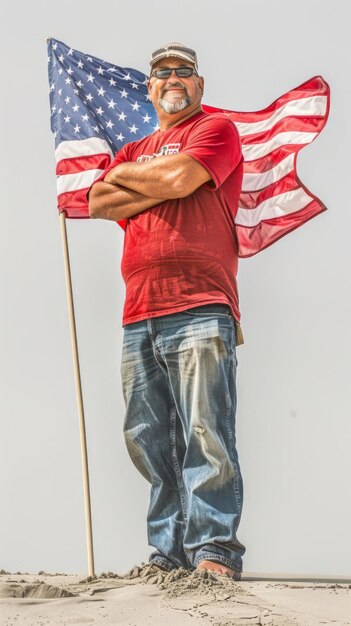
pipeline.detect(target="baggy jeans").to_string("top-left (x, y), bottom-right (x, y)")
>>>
top-left (121, 304), bottom-right (246, 573)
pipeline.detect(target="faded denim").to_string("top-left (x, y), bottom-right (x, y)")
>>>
top-left (121, 304), bottom-right (246, 574)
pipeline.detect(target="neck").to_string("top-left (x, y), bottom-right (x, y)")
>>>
top-left (157, 104), bottom-right (203, 131)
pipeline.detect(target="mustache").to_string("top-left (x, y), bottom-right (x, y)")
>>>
top-left (161, 82), bottom-right (188, 96)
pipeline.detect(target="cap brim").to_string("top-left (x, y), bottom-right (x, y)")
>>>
top-left (150, 51), bottom-right (197, 68)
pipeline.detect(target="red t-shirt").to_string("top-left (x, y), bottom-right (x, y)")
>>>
top-left (91, 111), bottom-right (243, 325)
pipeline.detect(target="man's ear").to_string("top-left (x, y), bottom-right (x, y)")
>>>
top-left (147, 79), bottom-right (152, 93)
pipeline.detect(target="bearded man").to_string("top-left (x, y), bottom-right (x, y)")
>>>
top-left (88, 42), bottom-right (246, 580)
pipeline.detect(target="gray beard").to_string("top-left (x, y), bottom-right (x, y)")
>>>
top-left (158, 95), bottom-right (191, 114)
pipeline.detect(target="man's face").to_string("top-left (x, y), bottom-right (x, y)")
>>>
top-left (147, 57), bottom-right (204, 115)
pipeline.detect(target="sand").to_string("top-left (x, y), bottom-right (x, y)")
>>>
top-left (0, 566), bottom-right (350, 625)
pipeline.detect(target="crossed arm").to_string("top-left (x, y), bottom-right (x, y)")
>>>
top-left (88, 153), bottom-right (211, 221)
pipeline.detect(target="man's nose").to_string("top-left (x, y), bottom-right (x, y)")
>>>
top-left (165, 80), bottom-right (184, 88)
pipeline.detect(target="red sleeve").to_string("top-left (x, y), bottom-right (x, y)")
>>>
top-left (181, 114), bottom-right (242, 189)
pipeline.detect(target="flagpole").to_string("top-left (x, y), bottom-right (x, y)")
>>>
top-left (59, 210), bottom-right (95, 578)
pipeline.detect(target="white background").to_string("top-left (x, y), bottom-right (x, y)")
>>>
top-left (1, 0), bottom-right (350, 576)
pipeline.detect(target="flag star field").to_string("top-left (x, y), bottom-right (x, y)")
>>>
top-left (48, 38), bottom-right (157, 152)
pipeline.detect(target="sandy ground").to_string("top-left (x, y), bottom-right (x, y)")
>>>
top-left (0, 567), bottom-right (350, 626)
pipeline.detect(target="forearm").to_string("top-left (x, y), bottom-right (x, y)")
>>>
top-left (88, 181), bottom-right (164, 221)
top-left (104, 156), bottom-right (191, 199)
top-left (104, 160), bottom-right (171, 198)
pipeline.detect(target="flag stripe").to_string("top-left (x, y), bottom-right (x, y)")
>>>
top-left (55, 137), bottom-right (113, 162)
top-left (56, 153), bottom-right (112, 176)
top-left (235, 188), bottom-right (313, 226)
top-left (55, 137), bottom-right (113, 199)
top-left (58, 188), bottom-right (91, 214)
top-left (234, 96), bottom-right (327, 136)
top-left (242, 146), bottom-right (303, 174)
top-left (57, 169), bottom-right (105, 195)
top-left (203, 76), bottom-right (329, 122)
top-left (240, 170), bottom-right (298, 209)
top-left (239, 114), bottom-right (326, 145)
top-left (236, 199), bottom-right (326, 257)
top-left (242, 153), bottom-right (295, 191)
top-left (242, 131), bottom-right (318, 161)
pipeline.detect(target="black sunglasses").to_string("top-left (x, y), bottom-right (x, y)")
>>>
top-left (151, 66), bottom-right (198, 79)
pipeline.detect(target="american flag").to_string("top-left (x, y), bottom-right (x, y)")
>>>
top-left (47, 38), bottom-right (330, 257)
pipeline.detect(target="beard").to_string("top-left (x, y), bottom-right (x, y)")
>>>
top-left (158, 96), bottom-right (191, 113)
top-left (158, 83), bottom-right (191, 114)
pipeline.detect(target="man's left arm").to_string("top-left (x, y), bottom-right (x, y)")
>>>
top-left (104, 153), bottom-right (211, 200)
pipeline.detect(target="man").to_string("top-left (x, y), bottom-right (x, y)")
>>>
top-left (88, 43), bottom-right (246, 580)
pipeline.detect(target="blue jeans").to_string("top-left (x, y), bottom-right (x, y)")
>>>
top-left (121, 304), bottom-right (245, 573)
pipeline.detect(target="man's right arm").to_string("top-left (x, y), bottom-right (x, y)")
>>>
top-left (88, 180), bottom-right (165, 221)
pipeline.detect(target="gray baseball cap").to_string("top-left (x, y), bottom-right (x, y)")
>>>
top-left (150, 43), bottom-right (198, 70)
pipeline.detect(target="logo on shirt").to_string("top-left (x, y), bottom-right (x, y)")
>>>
top-left (137, 143), bottom-right (181, 162)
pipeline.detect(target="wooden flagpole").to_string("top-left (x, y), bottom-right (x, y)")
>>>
top-left (59, 211), bottom-right (95, 578)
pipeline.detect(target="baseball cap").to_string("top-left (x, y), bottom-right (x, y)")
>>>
top-left (150, 43), bottom-right (198, 70)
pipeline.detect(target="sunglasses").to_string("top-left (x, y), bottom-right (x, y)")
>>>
top-left (151, 66), bottom-right (198, 79)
